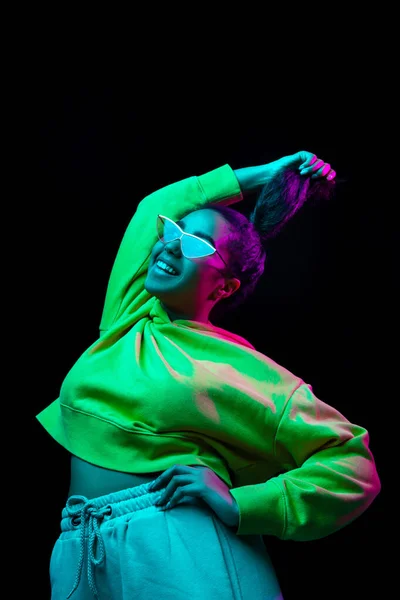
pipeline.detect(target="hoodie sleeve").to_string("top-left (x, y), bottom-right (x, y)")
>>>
top-left (230, 384), bottom-right (381, 539)
top-left (99, 165), bottom-right (242, 333)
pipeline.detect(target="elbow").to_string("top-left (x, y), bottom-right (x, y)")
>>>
top-left (349, 428), bottom-right (381, 506)
top-left (356, 460), bottom-right (381, 514)
top-left (368, 465), bottom-right (381, 504)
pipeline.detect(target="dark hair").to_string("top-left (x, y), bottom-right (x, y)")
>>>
top-left (181, 169), bottom-right (335, 321)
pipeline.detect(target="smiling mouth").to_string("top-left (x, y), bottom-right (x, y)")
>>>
top-left (153, 262), bottom-right (180, 277)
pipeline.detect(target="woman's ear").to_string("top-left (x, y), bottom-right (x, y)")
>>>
top-left (221, 278), bottom-right (241, 299)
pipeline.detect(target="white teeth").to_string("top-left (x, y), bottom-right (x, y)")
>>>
top-left (156, 260), bottom-right (178, 275)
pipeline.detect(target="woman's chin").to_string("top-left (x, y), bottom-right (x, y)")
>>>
top-left (144, 279), bottom-right (173, 301)
top-left (145, 268), bottom-right (183, 296)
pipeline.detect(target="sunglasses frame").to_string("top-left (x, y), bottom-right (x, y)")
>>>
top-left (157, 214), bottom-right (237, 280)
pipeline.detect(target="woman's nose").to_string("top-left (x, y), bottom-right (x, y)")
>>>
top-left (164, 239), bottom-right (182, 255)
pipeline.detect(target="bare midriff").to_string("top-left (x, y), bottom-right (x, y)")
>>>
top-left (68, 455), bottom-right (165, 500)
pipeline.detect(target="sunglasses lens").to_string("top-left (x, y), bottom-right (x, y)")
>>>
top-left (182, 237), bottom-right (214, 258)
top-left (157, 216), bottom-right (214, 258)
top-left (157, 217), bottom-right (180, 242)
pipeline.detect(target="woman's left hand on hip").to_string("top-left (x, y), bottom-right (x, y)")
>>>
top-left (150, 464), bottom-right (239, 529)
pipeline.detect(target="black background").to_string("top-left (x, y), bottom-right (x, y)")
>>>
top-left (28, 83), bottom-right (390, 599)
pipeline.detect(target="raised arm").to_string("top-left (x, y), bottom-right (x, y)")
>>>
top-left (99, 152), bottom-right (334, 333)
top-left (234, 150), bottom-right (335, 193)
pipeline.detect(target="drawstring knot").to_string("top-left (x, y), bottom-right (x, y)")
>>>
top-left (65, 496), bottom-right (112, 599)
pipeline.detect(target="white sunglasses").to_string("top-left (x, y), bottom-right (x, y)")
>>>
top-left (157, 214), bottom-right (236, 278)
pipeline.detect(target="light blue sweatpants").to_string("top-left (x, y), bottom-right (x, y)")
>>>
top-left (49, 479), bottom-right (283, 599)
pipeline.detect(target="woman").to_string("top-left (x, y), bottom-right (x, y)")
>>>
top-left (37, 150), bottom-right (380, 599)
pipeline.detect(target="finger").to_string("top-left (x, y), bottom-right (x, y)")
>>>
top-left (299, 157), bottom-right (324, 176)
top-left (311, 159), bottom-right (325, 172)
top-left (160, 483), bottom-right (199, 510)
top-left (298, 153), bottom-right (317, 171)
top-left (150, 464), bottom-right (189, 491)
top-left (310, 162), bottom-right (331, 179)
top-left (155, 474), bottom-right (190, 505)
top-left (321, 163), bottom-right (331, 176)
top-left (311, 165), bottom-right (336, 180)
top-left (302, 158), bottom-right (333, 177)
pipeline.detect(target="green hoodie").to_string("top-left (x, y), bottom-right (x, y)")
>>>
top-left (36, 164), bottom-right (380, 539)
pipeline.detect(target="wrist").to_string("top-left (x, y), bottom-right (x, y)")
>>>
top-left (234, 157), bottom-right (294, 194)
